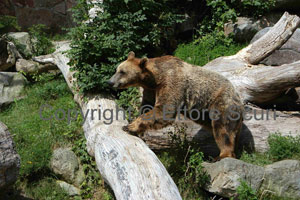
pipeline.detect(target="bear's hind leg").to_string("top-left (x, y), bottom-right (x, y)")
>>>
top-left (211, 119), bottom-right (237, 159)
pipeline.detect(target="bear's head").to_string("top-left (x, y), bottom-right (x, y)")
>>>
top-left (107, 51), bottom-right (148, 89)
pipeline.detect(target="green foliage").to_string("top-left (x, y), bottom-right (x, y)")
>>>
top-left (178, 151), bottom-right (209, 194)
top-left (241, 133), bottom-right (300, 166)
top-left (159, 125), bottom-right (209, 199)
top-left (240, 151), bottom-right (273, 166)
top-left (234, 179), bottom-right (258, 200)
top-left (231, 0), bottom-right (276, 18)
top-left (29, 24), bottom-right (55, 56)
top-left (175, 31), bottom-right (245, 66)
top-left (200, 0), bottom-right (275, 34)
top-left (203, 0), bottom-right (238, 32)
top-left (68, 0), bottom-right (184, 93)
top-left (0, 15), bottom-right (20, 34)
top-left (23, 178), bottom-right (69, 200)
top-left (231, 179), bottom-right (292, 200)
top-left (6, 35), bottom-right (31, 58)
top-left (268, 133), bottom-right (300, 161)
top-left (116, 87), bottom-right (141, 120)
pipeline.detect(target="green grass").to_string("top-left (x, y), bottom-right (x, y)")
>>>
top-left (240, 152), bottom-right (273, 166)
top-left (268, 133), bottom-right (300, 161)
top-left (175, 32), bottom-right (246, 66)
top-left (240, 133), bottom-right (300, 166)
top-left (0, 74), bottom-right (114, 199)
top-left (0, 75), bottom-right (79, 178)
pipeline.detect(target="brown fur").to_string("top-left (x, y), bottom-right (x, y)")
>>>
top-left (108, 52), bottom-right (244, 159)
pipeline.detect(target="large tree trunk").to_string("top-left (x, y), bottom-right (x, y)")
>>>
top-left (34, 42), bottom-right (182, 200)
top-left (34, 11), bottom-right (300, 200)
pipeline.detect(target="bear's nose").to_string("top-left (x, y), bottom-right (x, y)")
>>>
top-left (106, 80), bottom-right (114, 87)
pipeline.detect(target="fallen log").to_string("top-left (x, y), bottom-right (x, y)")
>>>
top-left (34, 41), bottom-right (182, 200)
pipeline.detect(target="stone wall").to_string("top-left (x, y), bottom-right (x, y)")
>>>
top-left (0, 0), bottom-right (76, 33)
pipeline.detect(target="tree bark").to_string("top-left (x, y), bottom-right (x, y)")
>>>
top-left (34, 11), bottom-right (300, 200)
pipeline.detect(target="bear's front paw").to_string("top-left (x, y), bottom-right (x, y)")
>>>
top-left (122, 125), bottom-right (130, 132)
top-left (122, 124), bottom-right (141, 136)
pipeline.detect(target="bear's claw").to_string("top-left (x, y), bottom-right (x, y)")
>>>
top-left (122, 125), bottom-right (129, 132)
top-left (122, 125), bottom-right (139, 136)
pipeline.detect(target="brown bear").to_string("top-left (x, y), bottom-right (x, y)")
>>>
top-left (107, 52), bottom-right (244, 159)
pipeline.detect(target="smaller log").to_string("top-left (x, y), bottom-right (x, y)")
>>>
top-left (143, 105), bottom-right (300, 156)
top-left (239, 12), bottom-right (300, 64)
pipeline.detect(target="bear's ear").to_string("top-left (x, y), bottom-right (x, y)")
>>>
top-left (139, 57), bottom-right (148, 69)
top-left (127, 51), bottom-right (135, 60)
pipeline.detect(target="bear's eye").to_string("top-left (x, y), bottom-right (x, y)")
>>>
top-left (120, 70), bottom-right (125, 75)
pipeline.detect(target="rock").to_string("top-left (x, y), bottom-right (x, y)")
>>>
top-left (56, 180), bottom-right (80, 196)
top-left (7, 32), bottom-right (32, 58)
top-left (203, 158), bottom-right (300, 199)
top-left (12, 0), bottom-right (75, 33)
top-left (273, 0), bottom-right (300, 10)
top-left (296, 87), bottom-right (300, 102)
top-left (0, 38), bottom-right (22, 71)
top-left (0, 0), bottom-right (15, 16)
top-left (202, 158), bottom-right (264, 198)
top-left (224, 14), bottom-right (282, 43)
top-left (16, 59), bottom-right (57, 74)
top-left (251, 27), bottom-right (300, 65)
top-left (15, 59), bottom-right (38, 73)
top-left (50, 148), bottom-right (84, 187)
top-left (0, 121), bottom-right (20, 192)
top-left (262, 160), bottom-right (300, 199)
top-left (224, 17), bottom-right (262, 42)
top-left (54, 2), bottom-right (66, 15)
top-left (0, 72), bottom-right (26, 108)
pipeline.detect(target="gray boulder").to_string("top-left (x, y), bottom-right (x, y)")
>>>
top-left (262, 160), bottom-right (300, 199)
top-left (56, 180), bottom-right (80, 196)
top-left (16, 59), bottom-right (58, 74)
top-left (0, 39), bottom-right (22, 71)
top-left (7, 32), bottom-right (32, 58)
top-left (203, 158), bottom-right (264, 198)
top-left (0, 72), bottom-right (26, 108)
top-left (273, 0), bottom-right (300, 10)
top-left (224, 14), bottom-right (282, 43)
top-left (50, 148), bottom-right (85, 187)
top-left (251, 27), bottom-right (300, 66)
top-left (224, 17), bottom-right (262, 42)
top-left (0, 121), bottom-right (20, 192)
top-left (203, 158), bottom-right (300, 199)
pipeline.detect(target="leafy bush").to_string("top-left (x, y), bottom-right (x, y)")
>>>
top-left (29, 24), bottom-right (55, 56)
top-left (0, 15), bottom-right (20, 34)
top-left (158, 125), bottom-right (209, 199)
top-left (268, 133), bottom-right (300, 161)
top-left (199, 0), bottom-right (276, 34)
top-left (68, 0), bottom-right (184, 93)
top-left (240, 151), bottom-right (273, 166)
top-left (24, 178), bottom-right (68, 200)
top-left (234, 179), bottom-right (258, 200)
top-left (116, 87), bottom-right (141, 120)
top-left (179, 151), bottom-right (209, 188)
top-left (175, 31), bottom-right (245, 66)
